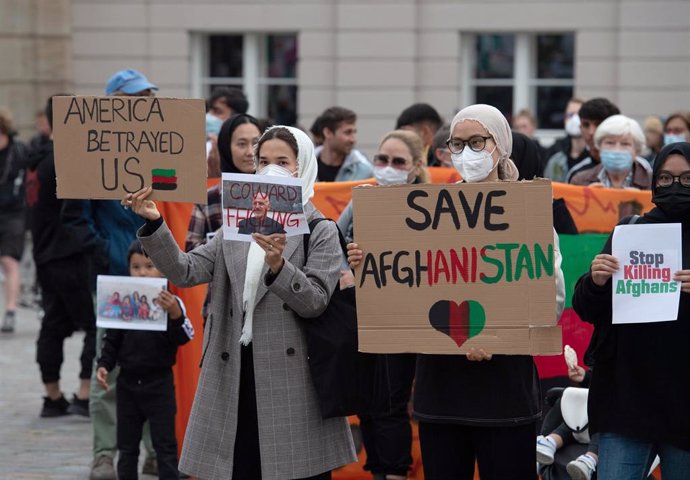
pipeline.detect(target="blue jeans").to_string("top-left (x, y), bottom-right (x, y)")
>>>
top-left (599, 432), bottom-right (690, 480)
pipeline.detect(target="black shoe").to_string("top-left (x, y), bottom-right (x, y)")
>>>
top-left (40, 395), bottom-right (71, 417)
top-left (67, 394), bottom-right (90, 417)
top-left (1, 311), bottom-right (15, 333)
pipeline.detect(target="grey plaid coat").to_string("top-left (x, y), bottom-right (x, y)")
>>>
top-left (139, 203), bottom-right (356, 480)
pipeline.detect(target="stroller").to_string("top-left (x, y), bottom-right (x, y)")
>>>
top-left (538, 387), bottom-right (660, 480)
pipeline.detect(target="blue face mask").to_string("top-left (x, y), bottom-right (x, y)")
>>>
top-left (205, 113), bottom-right (223, 136)
top-left (600, 149), bottom-right (633, 173)
top-left (664, 133), bottom-right (687, 146)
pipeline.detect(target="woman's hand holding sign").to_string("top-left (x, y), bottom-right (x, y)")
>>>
top-left (591, 254), bottom-right (619, 287)
top-left (347, 243), bottom-right (363, 269)
top-left (254, 233), bottom-right (287, 274)
top-left (123, 187), bottom-right (161, 221)
top-left (673, 270), bottom-right (690, 293)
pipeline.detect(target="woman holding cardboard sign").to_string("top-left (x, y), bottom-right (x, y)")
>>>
top-left (124, 125), bottom-right (356, 480)
top-left (348, 104), bottom-right (565, 480)
top-left (572, 142), bottom-right (690, 479)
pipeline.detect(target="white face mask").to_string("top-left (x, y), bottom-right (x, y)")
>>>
top-left (565, 113), bottom-right (581, 137)
top-left (451, 146), bottom-right (498, 183)
top-left (257, 164), bottom-right (297, 178)
top-left (374, 166), bottom-right (412, 186)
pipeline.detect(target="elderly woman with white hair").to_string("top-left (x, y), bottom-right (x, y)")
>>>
top-left (570, 114), bottom-right (653, 189)
top-left (348, 104), bottom-right (565, 480)
top-left (123, 126), bottom-right (356, 480)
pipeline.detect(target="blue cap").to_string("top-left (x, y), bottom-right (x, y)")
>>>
top-left (105, 69), bottom-right (158, 95)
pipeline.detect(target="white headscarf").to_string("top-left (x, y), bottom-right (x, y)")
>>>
top-left (450, 104), bottom-right (519, 181)
top-left (240, 125), bottom-right (318, 345)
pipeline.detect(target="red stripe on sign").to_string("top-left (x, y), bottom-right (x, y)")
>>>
top-left (151, 176), bottom-right (178, 184)
top-left (449, 301), bottom-right (469, 347)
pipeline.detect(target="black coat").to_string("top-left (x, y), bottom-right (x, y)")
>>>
top-left (98, 309), bottom-right (194, 373)
top-left (413, 354), bottom-right (541, 426)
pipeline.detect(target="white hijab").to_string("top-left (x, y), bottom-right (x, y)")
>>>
top-left (240, 126), bottom-right (318, 345)
top-left (450, 104), bottom-right (519, 181)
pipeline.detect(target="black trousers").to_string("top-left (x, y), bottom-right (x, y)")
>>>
top-left (35, 256), bottom-right (95, 384)
top-left (359, 353), bottom-right (415, 476)
top-left (418, 421), bottom-right (537, 480)
top-left (117, 369), bottom-right (178, 480)
top-left (231, 344), bottom-right (331, 480)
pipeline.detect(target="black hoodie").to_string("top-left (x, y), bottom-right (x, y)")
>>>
top-left (572, 142), bottom-right (690, 452)
top-left (25, 141), bottom-right (89, 265)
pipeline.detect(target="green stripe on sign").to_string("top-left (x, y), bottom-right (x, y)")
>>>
top-left (558, 234), bottom-right (609, 308)
top-left (151, 168), bottom-right (176, 177)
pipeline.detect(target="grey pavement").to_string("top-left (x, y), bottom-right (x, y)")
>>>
top-left (0, 288), bottom-right (157, 479)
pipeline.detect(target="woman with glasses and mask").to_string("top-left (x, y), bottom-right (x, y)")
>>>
top-left (123, 126), bottom-right (356, 480)
top-left (348, 104), bottom-right (565, 480)
top-left (337, 130), bottom-right (428, 480)
top-left (570, 115), bottom-right (652, 190)
top-left (572, 142), bottom-right (690, 479)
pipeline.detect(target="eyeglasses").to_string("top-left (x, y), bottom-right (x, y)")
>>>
top-left (656, 171), bottom-right (690, 187)
top-left (373, 154), bottom-right (410, 168)
top-left (446, 135), bottom-right (492, 154)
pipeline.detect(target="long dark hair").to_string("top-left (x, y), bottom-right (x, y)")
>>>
top-left (218, 114), bottom-right (262, 174)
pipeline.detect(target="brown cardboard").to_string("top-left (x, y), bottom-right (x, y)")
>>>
top-left (52, 96), bottom-right (207, 204)
top-left (352, 179), bottom-right (561, 355)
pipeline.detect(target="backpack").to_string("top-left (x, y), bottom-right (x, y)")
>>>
top-left (300, 217), bottom-right (392, 419)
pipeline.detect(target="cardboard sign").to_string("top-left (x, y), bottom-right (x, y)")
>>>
top-left (96, 275), bottom-right (168, 331)
top-left (221, 172), bottom-right (309, 241)
top-left (612, 223), bottom-right (682, 324)
top-left (353, 179), bottom-right (561, 355)
top-left (52, 96), bottom-right (207, 203)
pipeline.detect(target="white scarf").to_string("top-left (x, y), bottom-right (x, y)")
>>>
top-left (450, 104), bottom-right (519, 181)
top-left (239, 126), bottom-right (318, 345)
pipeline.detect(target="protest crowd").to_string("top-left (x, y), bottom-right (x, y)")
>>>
top-left (1, 64), bottom-right (689, 480)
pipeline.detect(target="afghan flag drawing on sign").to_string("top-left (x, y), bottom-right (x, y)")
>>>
top-left (152, 168), bottom-right (178, 191)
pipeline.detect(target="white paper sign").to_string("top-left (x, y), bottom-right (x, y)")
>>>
top-left (221, 172), bottom-right (309, 242)
top-left (96, 275), bottom-right (168, 331)
top-left (612, 223), bottom-right (682, 324)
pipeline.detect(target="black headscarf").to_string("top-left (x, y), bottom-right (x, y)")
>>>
top-left (510, 131), bottom-right (543, 180)
top-left (644, 142), bottom-right (690, 225)
top-left (217, 114), bottom-right (262, 174)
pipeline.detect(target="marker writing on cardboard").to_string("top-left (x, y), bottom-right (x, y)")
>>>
top-left (62, 97), bottom-right (186, 194)
top-left (405, 189), bottom-right (509, 232)
top-left (358, 243), bottom-right (554, 289)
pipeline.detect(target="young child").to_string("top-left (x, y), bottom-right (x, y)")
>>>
top-left (96, 240), bottom-right (194, 480)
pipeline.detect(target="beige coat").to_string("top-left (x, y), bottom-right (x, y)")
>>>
top-left (139, 203), bottom-right (356, 480)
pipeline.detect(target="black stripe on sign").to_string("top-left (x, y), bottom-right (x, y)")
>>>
top-left (152, 183), bottom-right (178, 191)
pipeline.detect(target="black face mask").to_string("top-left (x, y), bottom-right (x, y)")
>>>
top-left (653, 182), bottom-right (690, 221)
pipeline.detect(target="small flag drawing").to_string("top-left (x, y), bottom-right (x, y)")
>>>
top-left (151, 169), bottom-right (178, 191)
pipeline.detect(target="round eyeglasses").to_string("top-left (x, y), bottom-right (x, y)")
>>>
top-left (446, 135), bottom-right (492, 154)
top-left (656, 171), bottom-right (690, 188)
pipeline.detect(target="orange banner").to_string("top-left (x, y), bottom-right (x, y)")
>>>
top-left (313, 168), bottom-right (654, 234)
top-left (161, 168), bottom-right (654, 470)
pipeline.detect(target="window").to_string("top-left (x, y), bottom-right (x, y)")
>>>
top-left (461, 33), bottom-right (575, 130)
top-left (192, 33), bottom-right (298, 124)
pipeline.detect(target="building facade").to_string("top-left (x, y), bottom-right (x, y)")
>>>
top-left (2, 0), bottom-right (689, 153)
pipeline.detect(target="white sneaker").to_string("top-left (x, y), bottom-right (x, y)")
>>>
top-left (536, 435), bottom-right (557, 465)
top-left (566, 453), bottom-right (597, 480)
